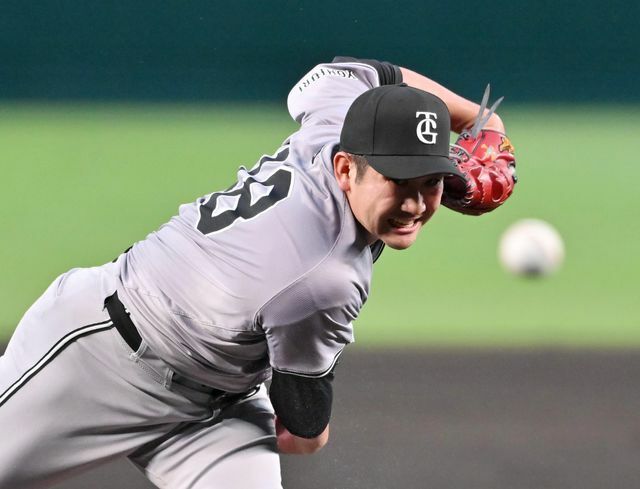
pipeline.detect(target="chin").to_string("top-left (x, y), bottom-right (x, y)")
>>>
top-left (381, 235), bottom-right (418, 250)
top-left (378, 222), bottom-right (422, 250)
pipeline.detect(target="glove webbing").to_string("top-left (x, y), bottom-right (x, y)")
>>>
top-left (449, 84), bottom-right (504, 162)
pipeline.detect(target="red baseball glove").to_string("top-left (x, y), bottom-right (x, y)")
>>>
top-left (442, 86), bottom-right (517, 216)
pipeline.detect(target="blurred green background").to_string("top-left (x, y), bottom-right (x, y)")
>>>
top-left (1, 104), bottom-right (637, 345)
top-left (1, 1), bottom-right (638, 345)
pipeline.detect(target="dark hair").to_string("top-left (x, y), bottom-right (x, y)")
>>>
top-left (348, 153), bottom-right (369, 183)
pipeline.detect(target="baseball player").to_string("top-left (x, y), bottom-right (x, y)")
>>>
top-left (0, 57), bottom-right (516, 488)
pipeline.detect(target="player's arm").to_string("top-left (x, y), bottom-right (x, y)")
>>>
top-left (399, 66), bottom-right (516, 215)
top-left (275, 417), bottom-right (330, 454)
top-left (400, 67), bottom-right (505, 133)
top-left (259, 244), bottom-right (362, 455)
top-left (269, 368), bottom-right (335, 454)
top-left (260, 279), bottom-right (356, 455)
top-left (287, 56), bottom-right (401, 130)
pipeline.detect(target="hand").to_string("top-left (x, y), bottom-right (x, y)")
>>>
top-left (275, 416), bottom-right (329, 455)
top-left (443, 129), bottom-right (516, 215)
top-left (483, 113), bottom-right (505, 133)
top-left (442, 85), bottom-right (516, 215)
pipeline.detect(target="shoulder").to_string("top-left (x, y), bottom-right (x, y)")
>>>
top-left (287, 57), bottom-right (403, 126)
top-left (290, 56), bottom-right (402, 96)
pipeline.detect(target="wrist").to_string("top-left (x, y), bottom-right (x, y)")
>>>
top-left (275, 417), bottom-right (329, 454)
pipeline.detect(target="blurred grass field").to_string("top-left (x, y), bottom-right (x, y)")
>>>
top-left (0, 103), bottom-right (638, 346)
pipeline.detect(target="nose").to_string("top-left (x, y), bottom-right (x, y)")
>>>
top-left (401, 188), bottom-right (427, 215)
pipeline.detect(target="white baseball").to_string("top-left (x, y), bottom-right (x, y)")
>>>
top-left (498, 219), bottom-right (565, 277)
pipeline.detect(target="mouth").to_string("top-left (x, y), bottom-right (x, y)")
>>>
top-left (388, 217), bottom-right (421, 233)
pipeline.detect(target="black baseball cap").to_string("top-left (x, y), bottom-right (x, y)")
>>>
top-left (340, 84), bottom-right (463, 180)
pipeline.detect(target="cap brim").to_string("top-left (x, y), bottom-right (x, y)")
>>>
top-left (366, 154), bottom-right (464, 180)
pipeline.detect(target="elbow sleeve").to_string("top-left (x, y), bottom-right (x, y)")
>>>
top-left (269, 369), bottom-right (334, 438)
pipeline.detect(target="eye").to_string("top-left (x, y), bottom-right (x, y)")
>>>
top-left (424, 177), bottom-right (443, 187)
top-left (390, 178), bottom-right (408, 186)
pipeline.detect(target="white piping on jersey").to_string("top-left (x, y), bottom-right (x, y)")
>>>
top-left (271, 347), bottom-right (345, 379)
top-left (0, 320), bottom-right (114, 407)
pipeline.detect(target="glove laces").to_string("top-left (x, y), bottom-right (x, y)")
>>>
top-left (449, 84), bottom-right (504, 162)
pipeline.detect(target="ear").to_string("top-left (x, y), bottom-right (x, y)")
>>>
top-left (333, 151), bottom-right (353, 192)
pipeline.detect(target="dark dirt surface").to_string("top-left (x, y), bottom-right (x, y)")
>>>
top-left (4, 347), bottom-right (640, 489)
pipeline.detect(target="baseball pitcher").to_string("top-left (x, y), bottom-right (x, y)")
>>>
top-left (0, 56), bottom-right (516, 488)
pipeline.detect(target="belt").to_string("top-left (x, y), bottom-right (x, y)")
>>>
top-left (104, 291), bottom-right (142, 352)
top-left (103, 292), bottom-right (257, 403)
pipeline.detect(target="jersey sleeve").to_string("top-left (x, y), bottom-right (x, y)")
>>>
top-left (257, 270), bottom-right (362, 377)
top-left (331, 56), bottom-right (402, 85)
top-left (287, 57), bottom-right (402, 127)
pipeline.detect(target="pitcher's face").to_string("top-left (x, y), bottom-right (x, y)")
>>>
top-left (335, 153), bottom-right (444, 250)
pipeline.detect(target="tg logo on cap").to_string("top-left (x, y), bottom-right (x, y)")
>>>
top-left (339, 84), bottom-right (462, 180)
top-left (415, 112), bottom-right (438, 144)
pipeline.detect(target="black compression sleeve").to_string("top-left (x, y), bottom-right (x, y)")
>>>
top-left (332, 56), bottom-right (403, 85)
top-left (269, 369), bottom-right (334, 438)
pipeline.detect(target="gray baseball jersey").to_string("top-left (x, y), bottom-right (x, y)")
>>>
top-left (0, 58), bottom-right (398, 489)
top-left (116, 60), bottom-right (385, 392)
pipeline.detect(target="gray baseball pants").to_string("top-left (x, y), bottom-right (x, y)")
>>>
top-left (0, 264), bottom-right (282, 489)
